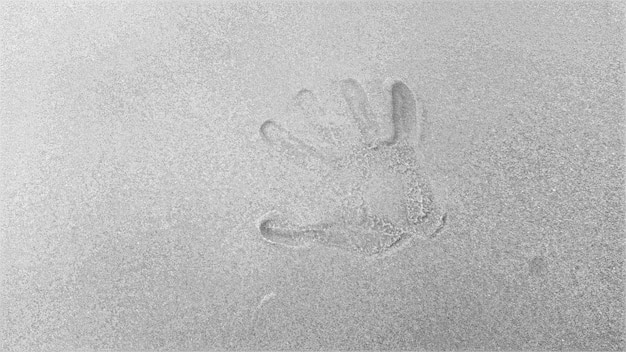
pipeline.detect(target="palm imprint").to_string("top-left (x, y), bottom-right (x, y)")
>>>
top-left (258, 78), bottom-right (446, 258)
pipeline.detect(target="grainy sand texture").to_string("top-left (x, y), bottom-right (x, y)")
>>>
top-left (1, 2), bottom-right (624, 351)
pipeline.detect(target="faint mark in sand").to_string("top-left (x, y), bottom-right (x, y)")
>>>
top-left (249, 291), bottom-right (277, 340)
top-left (429, 212), bottom-right (448, 238)
top-left (256, 291), bottom-right (277, 310)
top-left (528, 255), bottom-right (548, 277)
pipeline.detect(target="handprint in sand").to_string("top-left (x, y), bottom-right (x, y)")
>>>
top-left (258, 78), bottom-right (446, 258)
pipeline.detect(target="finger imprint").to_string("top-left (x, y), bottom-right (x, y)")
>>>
top-left (294, 89), bottom-right (324, 119)
top-left (388, 81), bottom-right (420, 147)
top-left (340, 78), bottom-right (378, 143)
top-left (257, 212), bottom-right (316, 249)
top-left (292, 89), bottom-right (342, 149)
top-left (260, 119), bottom-right (327, 166)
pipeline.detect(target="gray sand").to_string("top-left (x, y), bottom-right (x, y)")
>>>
top-left (1, 2), bottom-right (624, 351)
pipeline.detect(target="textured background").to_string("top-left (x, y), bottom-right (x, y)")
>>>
top-left (1, 2), bottom-right (624, 350)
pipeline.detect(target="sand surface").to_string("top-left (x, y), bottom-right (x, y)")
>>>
top-left (1, 2), bottom-right (624, 350)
